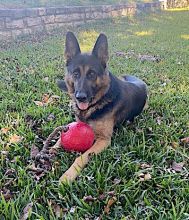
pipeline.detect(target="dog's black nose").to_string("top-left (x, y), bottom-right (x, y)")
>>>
top-left (75, 91), bottom-right (87, 102)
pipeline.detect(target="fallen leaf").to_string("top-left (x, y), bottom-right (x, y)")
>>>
top-left (4, 179), bottom-right (14, 187)
top-left (113, 178), bottom-right (121, 185)
top-left (34, 172), bottom-right (46, 181)
top-left (94, 217), bottom-right (102, 220)
top-left (115, 51), bottom-right (127, 57)
top-left (9, 134), bottom-right (22, 144)
top-left (144, 173), bottom-right (152, 180)
top-left (70, 206), bottom-right (76, 213)
top-left (171, 142), bottom-right (179, 149)
top-left (50, 95), bottom-right (60, 100)
top-left (5, 168), bottom-right (16, 176)
top-left (48, 95), bottom-right (60, 104)
top-left (20, 202), bottom-right (33, 220)
top-left (47, 113), bottom-right (55, 121)
top-left (148, 127), bottom-right (153, 132)
top-left (1, 189), bottom-right (12, 200)
top-left (42, 93), bottom-right (50, 104)
top-left (172, 161), bottom-right (184, 172)
top-left (138, 54), bottom-right (161, 62)
top-left (181, 137), bottom-right (189, 144)
top-left (1, 127), bottom-right (11, 134)
top-left (1, 150), bottom-right (9, 156)
top-left (98, 194), bottom-right (106, 201)
top-left (107, 191), bottom-right (115, 196)
top-left (50, 202), bottom-right (63, 218)
top-left (34, 94), bottom-right (60, 107)
top-left (139, 173), bottom-right (152, 181)
top-left (140, 163), bottom-right (151, 169)
top-left (83, 195), bottom-right (96, 203)
top-left (156, 117), bottom-right (162, 125)
top-left (30, 144), bottom-right (39, 159)
top-left (104, 197), bottom-right (117, 214)
top-left (33, 101), bottom-right (44, 107)
top-left (27, 163), bottom-right (43, 172)
top-left (43, 77), bottom-right (49, 82)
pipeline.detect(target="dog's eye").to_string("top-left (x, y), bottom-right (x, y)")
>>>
top-left (87, 71), bottom-right (96, 80)
top-left (73, 71), bottom-right (80, 79)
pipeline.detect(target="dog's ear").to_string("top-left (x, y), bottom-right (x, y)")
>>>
top-left (57, 80), bottom-right (68, 92)
top-left (92, 33), bottom-right (109, 67)
top-left (65, 32), bottom-right (81, 62)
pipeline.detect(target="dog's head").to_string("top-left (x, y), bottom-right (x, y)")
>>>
top-left (58, 32), bottom-right (110, 111)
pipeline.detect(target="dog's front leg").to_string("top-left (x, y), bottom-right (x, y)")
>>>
top-left (59, 138), bottom-right (111, 184)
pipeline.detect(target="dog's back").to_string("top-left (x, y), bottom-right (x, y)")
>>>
top-left (112, 74), bottom-right (148, 124)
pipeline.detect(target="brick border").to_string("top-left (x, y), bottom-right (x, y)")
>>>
top-left (0, 2), bottom-right (161, 41)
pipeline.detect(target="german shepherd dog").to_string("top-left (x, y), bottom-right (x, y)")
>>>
top-left (57, 32), bottom-right (147, 183)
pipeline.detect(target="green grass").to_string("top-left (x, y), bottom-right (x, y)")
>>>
top-left (0, 10), bottom-right (189, 220)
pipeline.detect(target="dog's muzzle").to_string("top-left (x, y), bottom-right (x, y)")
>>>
top-left (75, 91), bottom-right (89, 110)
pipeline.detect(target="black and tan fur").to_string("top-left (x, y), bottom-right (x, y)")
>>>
top-left (57, 32), bottom-right (147, 183)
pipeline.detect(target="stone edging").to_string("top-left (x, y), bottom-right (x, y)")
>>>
top-left (0, 2), bottom-right (161, 41)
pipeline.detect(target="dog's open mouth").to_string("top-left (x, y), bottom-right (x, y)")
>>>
top-left (77, 101), bottom-right (89, 110)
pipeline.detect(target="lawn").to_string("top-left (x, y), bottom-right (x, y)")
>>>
top-left (0, 10), bottom-right (189, 220)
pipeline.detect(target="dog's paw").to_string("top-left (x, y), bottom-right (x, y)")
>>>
top-left (59, 167), bottom-right (79, 185)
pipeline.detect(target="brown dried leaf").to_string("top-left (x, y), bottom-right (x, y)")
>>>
top-left (9, 134), bottom-right (22, 144)
top-left (113, 178), bottom-right (121, 185)
top-left (95, 217), bottom-right (102, 220)
top-left (139, 173), bottom-right (152, 181)
top-left (1, 127), bottom-right (11, 134)
top-left (107, 191), bottom-right (115, 196)
top-left (51, 203), bottom-right (63, 218)
top-left (20, 202), bottom-right (33, 220)
top-left (27, 163), bottom-right (43, 173)
top-left (47, 113), bottom-right (55, 121)
top-left (5, 168), bottom-right (16, 176)
top-left (140, 163), bottom-right (151, 169)
top-left (172, 161), bottom-right (184, 172)
top-left (98, 194), bottom-right (106, 201)
top-left (30, 144), bottom-right (39, 159)
top-left (144, 173), bottom-right (152, 180)
top-left (42, 93), bottom-right (50, 104)
top-left (1, 189), bottom-right (12, 200)
top-left (4, 179), bottom-right (14, 187)
top-left (34, 172), bottom-right (46, 181)
top-left (48, 95), bottom-right (60, 104)
top-left (33, 101), bottom-right (44, 107)
top-left (138, 54), bottom-right (161, 62)
top-left (115, 51), bottom-right (127, 57)
top-left (50, 95), bottom-right (60, 100)
top-left (181, 137), bottom-right (189, 144)
top-left (83, 195), bottom-right (96, 203)
top-left (171, 142), bottom-right (179, 149)
top-left (1, 150), bottom-right (9, 156)
top-left (104, 197), bottom-right (117, 214)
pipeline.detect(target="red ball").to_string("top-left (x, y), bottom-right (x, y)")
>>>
top-left (61, 121), bottom-right (95, 152)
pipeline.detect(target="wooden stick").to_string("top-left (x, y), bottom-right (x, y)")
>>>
top-left (35, 125), bottom-right (68, 161)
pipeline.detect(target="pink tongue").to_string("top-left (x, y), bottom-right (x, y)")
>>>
top-left (78, 102), bottom-right (89, 110)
